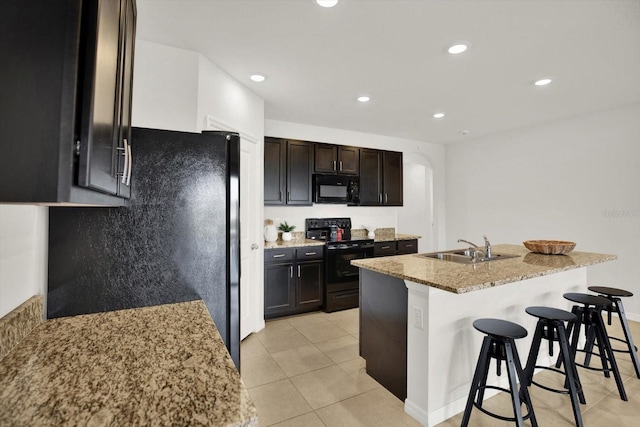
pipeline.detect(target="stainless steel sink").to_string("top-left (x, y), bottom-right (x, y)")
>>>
top-left (418, 249), bottom-right (520, 264)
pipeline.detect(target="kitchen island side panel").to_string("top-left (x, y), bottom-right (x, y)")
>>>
top-left (360, 269), bottom-right (408, 400)
top-left (48, 128), bottom-right (238, 361)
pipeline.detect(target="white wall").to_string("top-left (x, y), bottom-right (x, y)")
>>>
top-left (445, 104), bottom-right (640, 319)
top-left (132, 40), bottom-right (200, 132)
top-left (0, 206), bottom-right (48, 318)
top-left (264, 120), bottom-right (446, 251)
top-left (133, 39), bottom-right (265, 143)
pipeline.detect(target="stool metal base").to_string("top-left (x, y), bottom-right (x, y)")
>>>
top-left (523, 308), bottom-right (584, 427)
top-left (560, 295), bottom-right (628, 401)
top-left (588, 286), bottom-right (640, 379)
top-left (462, 320), bottom-right (537, 427)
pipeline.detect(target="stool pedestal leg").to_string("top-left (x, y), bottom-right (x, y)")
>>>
top-left (614, 298), bottom-right (640, 378)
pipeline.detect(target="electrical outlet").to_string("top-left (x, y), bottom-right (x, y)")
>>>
top-left (412, 306), bottom-right (423, 330)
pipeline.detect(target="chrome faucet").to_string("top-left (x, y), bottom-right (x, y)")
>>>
top-left (483, 235), bottom-right (492, 258)
top-left (458, 235), bottom-right (492, 260)
top-left (457, 239), bottom-right (480, 261)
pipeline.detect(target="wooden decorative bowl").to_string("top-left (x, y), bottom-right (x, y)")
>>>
top-left (523, 240), bottom-right (576, 255)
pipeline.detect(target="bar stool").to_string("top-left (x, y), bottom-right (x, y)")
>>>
top-left (560, 293), bottom-right (627, 401)
top-left (461, 318), bottom-right (537, 427)
top-left (522, 307), bottom-right (584, 427)
top-left (586, 286), bottom-right (640, 378)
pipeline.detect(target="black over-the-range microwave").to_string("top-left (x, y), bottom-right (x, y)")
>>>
top-left (313, 174), bottom-right (360, 205)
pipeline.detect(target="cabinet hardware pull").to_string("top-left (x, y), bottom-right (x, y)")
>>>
top-left (339, 161), bottom-right (343, 171)
top-left (287, 191), bottom-right (290, 202)
top-left (333, 160), bottom-right (337, 171)
top-left (273, 254), bottom-right (285, 258)
top-left (405, 244), bottom-right (414, 247)
top-left (381, 246), bottom-right (391, 249)
top-left (290, 266), bottom-right (293, 278)
top-left (121, 139), bottom-right (129, 184)
top-left (385, 193), bottom-right (388, 204)
top-left (305, 252), bottom-right (316, 256)
top-left (297, 265), bottom-right (301, 277)
top-left (379, 193), bottom-right (382, 203)
top-left (125, 140), bottom-right (132, 186)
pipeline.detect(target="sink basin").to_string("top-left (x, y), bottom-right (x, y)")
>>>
top-left (418, 249), bottom-right (520, 264)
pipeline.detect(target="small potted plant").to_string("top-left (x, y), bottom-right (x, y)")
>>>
top-left (278, 221), bottom-right (296, 241)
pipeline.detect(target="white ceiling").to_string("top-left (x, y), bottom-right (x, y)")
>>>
top-left (136, 0), bottom-right (640, 144)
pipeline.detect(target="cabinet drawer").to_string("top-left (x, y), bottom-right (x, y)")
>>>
top-left (265, 248), bottom-right (294, 262)
top-left (374, 242), bottom-right (396, 257)
top-left (296, 247), bottom-right (324, 261)
top-left (397, 239), bottom-right (418, 254)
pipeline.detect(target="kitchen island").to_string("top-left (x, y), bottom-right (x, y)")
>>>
top-left (352, 244), bottom-right (616, 427)
top-left (0, 298), bottom-right (257, 427)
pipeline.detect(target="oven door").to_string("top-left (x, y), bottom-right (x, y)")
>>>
top-left (326, 244), bottom-right (374, 292)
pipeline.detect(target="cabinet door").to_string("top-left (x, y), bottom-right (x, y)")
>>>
top-left (116, 0), bottom-right (135, 199)
top-left (396, 239), bottom-right (417, 254)
top-left (383, 151), bottom-right (403, 206)
top-left (264, 138), bottom-right (286, 205)
top-left (359, 149), bottom-right (383, 205)
top-left (314, 143), bottom-right (337, 173)
top-left (286, 140), bottom-right (313, 205)
top-left (78, 0), bottom-right (123, 195)
top-left (297, 261), bottom-right (324, 308)
top-left (337, 146), bottom-right (359, 175)
top-left (264, 262), bottom-right (295, 316)
top-left (374, 242), bottom-right (396, 257)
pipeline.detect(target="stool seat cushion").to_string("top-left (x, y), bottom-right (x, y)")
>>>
top-left (563, 293), bottom-right (612, 307)
top-left (588, 286), bottom-right (633, 298)
top-left (526, 306), bottom-right (576, 322)
top-left (473, 318), bottom-right (527, 339)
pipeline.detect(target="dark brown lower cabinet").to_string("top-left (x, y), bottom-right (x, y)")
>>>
top-left (373, 239), bottom-right (418, 257)
top-left (265, 247), bottom-right (324, 319)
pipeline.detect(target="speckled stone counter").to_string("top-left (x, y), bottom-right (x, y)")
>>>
top-left (0, 296), bottom-right (43, 361)
top-left (0, 300), bottom-right (257, 427)
top-left (264, 239), bottom-right (325, 249)
top-left (352, 243), bottom-right (616, 294)
top-left (373, 233), bottom-right (421, 243)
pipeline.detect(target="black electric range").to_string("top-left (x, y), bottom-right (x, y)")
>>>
top-left (305, 218), bottom-right (374, 312)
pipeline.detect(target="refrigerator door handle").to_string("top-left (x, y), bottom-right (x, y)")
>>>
top-left (120, 139), bottom-right (129, 184)
top-left (125, 140), bottom-right (132, 186)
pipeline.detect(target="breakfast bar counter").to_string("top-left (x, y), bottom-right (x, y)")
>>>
top-left (352, 244), bottom-right (617, 427)
top-left (352, 244), bottom-right (616, 293)
top-left (0, 299), bottom-right (257, 427)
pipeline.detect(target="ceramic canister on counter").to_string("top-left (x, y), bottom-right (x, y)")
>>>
top-left (264, 223), bottom-right (278, 242)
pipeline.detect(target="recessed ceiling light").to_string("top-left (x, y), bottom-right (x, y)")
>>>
top-left (316, 0), bottom-right (339, 7)
top-left (534, 78), bottom-right (552, 86)
top-left (249, 74), bottom-right (267, 82)
top-left (447, 43), bottom-right (469, 54)
top-left (433, 112), bottom-right (445, 119)
top-left (357, 96), bottom-right (370, 103)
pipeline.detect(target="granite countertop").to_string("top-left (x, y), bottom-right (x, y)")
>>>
top-left (0, 300), bottom-right (257, 427)
top-left (263, 233), bottom-right (421, 248)
top-left (374, 233), bottom-right (421, 242)
top-left (351, 244), bottom-right (616, 294)
top-left (264, 239), bottom-right (325, 249)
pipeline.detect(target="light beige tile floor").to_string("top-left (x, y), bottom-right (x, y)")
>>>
top-left (241, 309), bottom-right (640, 426)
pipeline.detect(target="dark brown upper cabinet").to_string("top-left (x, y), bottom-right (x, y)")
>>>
top-left (264, 137), bottom-right (314, 206)
top-left (314, 144), bottom-right (359, 175)
top-left (0, 0), bottom-right (136, 205)
top-left (264, 138), bottom-right (286, 205)
top-left (359, 149), bottom-right (403, 206)
top-left (286, 140), bottom-right (314, 205)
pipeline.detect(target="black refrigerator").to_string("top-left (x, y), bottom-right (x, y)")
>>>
top-left (48, 128), bottom-right (241, 367)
